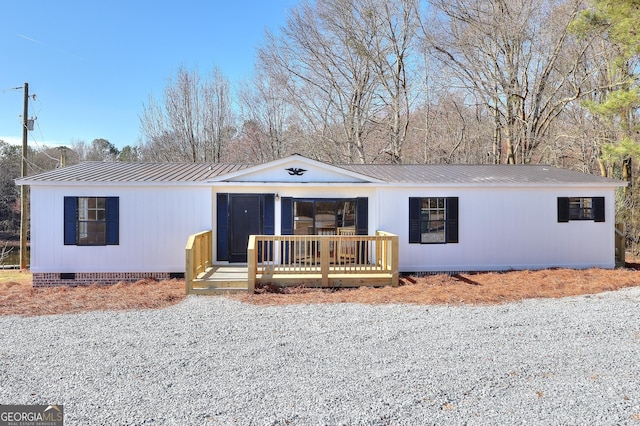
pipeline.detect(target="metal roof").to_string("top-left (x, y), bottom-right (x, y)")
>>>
top-left (17, 160), bottom-right (624, 186)
top-left (18, 161), bottom-right (252, 183)
top-left (339, 164), bottom-right (624, 185)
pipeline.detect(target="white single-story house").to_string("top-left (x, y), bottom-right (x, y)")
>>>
top-left (17, 154), bottom-right (625, 288)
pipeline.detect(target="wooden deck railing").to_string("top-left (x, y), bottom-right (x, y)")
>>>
top-left (185, 230), bottom-right (213, 294)
top-left (247, 231), bottom-right (399, 291)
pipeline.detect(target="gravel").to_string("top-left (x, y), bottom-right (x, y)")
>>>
top-left (1, 288), bottom-right (640, 425)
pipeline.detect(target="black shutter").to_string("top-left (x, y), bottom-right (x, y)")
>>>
top-left (263, 194), bottom-right (275, 235)
top-left (281, 197), bottom-right (293, 235)
top-left (593, 197), bottom-right (605, 222)
top-left (356, 197), bottom-right (368, 235)
top-left (63, 197), bottom-right (77, 245)
top-left (216, 193), bottom-right (229, 261)
top-left (105, 197), bottom-right (119, 245)
top-left (261, 194), bottom-right (275, 262)
top-left (446, 197), bottom-right (459, 243)
top-left (280, 197), bottom-right (293, 264)
top-left (557, 197), bottom-right (569, 222)
top-left (408, 197), bottom-right (420, 243)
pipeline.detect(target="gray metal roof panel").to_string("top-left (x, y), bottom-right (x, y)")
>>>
top-left (19, 162), bottom-right (252, 183)
top-left (18, 161), bottom-right (624, 186)
top-left (338, 164), bottom-right (623, 185)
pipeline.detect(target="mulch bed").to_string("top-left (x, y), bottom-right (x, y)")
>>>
top-left (232, 267), bottom-right (640, 306)
top-left (2, 262), bottom-right (640, 316)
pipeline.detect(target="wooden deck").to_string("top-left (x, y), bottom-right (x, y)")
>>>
top-left (187, 264), bottom-right (396, 294)
top-left (247, 232), bottom-right (399, 292)
top-left (185, 230), bottom-right (399, 295)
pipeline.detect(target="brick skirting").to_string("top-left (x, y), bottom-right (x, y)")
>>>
top-left (33, 272), bottom-right (172, 287)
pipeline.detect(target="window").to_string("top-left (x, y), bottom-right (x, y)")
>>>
top-left (557, 197), bottom-right (604, 222)
top-left (409, 197), bottom-right (458, 244)
top-left (64, 197), bottom-right (119, 245)
top-left (419, 198), bottom-right (446, 243)
top-left (292, 200), bottom-right (356, 235)
top-left (569, 197), bottom-right (592, 220)
top-left (78, 197), bottom-right (106, 244)
top-left (281, 198), bottom-right (368, 236)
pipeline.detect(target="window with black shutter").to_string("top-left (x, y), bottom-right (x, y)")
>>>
top-left (557, 197), bottom-right (605, 222)
top-left (64, 196), bottom-right (119, 245)
top-left (409, 197), bottom-right (459, 244)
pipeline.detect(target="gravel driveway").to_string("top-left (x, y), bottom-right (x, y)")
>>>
top-left (1, 288), bottom-right (640, 425)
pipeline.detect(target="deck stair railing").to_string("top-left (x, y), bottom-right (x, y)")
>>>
top-left (185, 230), bottom-right (213, 294)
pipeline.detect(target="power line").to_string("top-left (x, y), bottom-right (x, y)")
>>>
top-left (19, 89), bottom-right (65, 170)
top-left (0, 86), bottom-right (24, 94)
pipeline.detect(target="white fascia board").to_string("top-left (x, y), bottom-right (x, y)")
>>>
top-left (17, 179), bottom-right (625, 189)
top-left (380, 181), bottom-right (626, 189)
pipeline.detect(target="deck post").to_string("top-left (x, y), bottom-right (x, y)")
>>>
top-left (320, 237), bottom-right (330, 287)
top-left (247, 235), bottom-right (256, 293)
top-left (390, 234), bottom-right (399, 286)
top-left (185, 235), bottom-right (195, 294)
top-left (377, 231), bottom-right (399, 287)
top-left (207, 231), bottom-right (213, 271)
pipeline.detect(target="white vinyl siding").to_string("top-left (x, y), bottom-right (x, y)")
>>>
top-left (30, 185), bottom-right (211, 273)
top-left (379, 186), bottom-right (615, 272)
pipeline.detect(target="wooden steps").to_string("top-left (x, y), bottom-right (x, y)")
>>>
top-left (188, 266), bottom-right (249, 295)
top-left (188, 286), bottom-right (248, 295)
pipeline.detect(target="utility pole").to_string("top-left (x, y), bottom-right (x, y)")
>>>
top-left (20, 82), bottom-right (29, 270)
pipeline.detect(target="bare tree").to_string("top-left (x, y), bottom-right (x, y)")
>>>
top-left (0, 242), bottom-right (13, 266)
top-left (139, 65), bottom-right (234, 162)
top-left (236, 69), bottom-right (295, 162)
top-left (362, 0), bottom-right (420, 163)
top-left (31, 145), bottom-right (79, 169)
top-left (549, 37), bottom-right (621, 174)
top-left (259, 0), bottom-right (423, 164)
top-left (259, 0), bottom-right (382, 163)
top-left (203, 66), bottom-right (234, 162)
top-left (404, 91), bottom-right (494, 164)
top-left (423, 0), bottom-right (587, 164)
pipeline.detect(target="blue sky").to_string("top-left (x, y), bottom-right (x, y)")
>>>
top-left (0, 0), bottom-right (297, 149)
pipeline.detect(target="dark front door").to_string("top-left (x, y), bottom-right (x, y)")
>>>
top-left (229, 195), bottom-right (262, 262)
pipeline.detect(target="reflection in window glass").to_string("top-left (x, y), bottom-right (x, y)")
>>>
top-left (292, 199), bottom-right (357, 235)
top-left (294, 201), bottom-right (313, 235)
top-left (315, 201), bottom-right (336, 234)
top-left (77, 197), bottom-right (106, 245)
top-left (420, 197), bottom-right (446, 243)
top-left (569, 197), bottom-right (593, 220)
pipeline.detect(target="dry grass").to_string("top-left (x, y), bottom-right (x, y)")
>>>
top-left (0, 271), bottom-right (185, 317)
top-left (2, 261), bottom-right (640, 316)
top-left (233, 267), bottom-right (640, 306)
